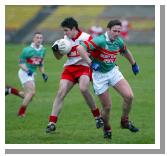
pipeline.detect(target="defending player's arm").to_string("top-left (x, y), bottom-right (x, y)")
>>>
top-left (123, 49), bottom-right (136, 65)
top-left (77, 45), bottom-right (92, 65)
top-left (119, 40), bottom-right (139, 75)
top-left (77, 38), bottom-right (101, 71)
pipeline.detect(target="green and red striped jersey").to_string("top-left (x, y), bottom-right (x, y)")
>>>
top-left (19, 43), bottom-right (46, 72)
top-left (81, 32), bottom-right (128, 73)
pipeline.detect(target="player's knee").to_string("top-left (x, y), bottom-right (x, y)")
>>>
top-left (124, 92), bottom-right (134, 103)
top-left (79, 85), bottom-right (88, 93)
top-left (30, 90), bottom-right (36, 97)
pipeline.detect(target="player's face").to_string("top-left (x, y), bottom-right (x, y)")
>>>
top-left (108, 25), bottom-right (121, 40)
top-left (63, 27), bottom-right (76, 39)
top-left (33, 34), bottom-right (43, 47)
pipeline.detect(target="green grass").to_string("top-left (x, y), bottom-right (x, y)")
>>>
top-left (5, 43), bottom-right (155, 144)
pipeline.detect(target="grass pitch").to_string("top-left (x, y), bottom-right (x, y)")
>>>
top-left (5, 43), bottom-right (155, 144)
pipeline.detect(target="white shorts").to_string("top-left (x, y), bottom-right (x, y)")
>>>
top-left (92, 66), bottom-right (124, 95)
top-left (18, 69), bottom-right (35, 86)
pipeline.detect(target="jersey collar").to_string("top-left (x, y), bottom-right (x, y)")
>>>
top-left (71, 31), bottom-right (82, 41)
top-left (105, 32), bottom-right (114, 42)
top-left (105, 32), bottom-right (110, 41)
top-left (31, 43), bottom-right (43, 51)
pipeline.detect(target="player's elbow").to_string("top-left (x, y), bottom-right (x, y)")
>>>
top-left (77, 45), bottom-right (84, 54)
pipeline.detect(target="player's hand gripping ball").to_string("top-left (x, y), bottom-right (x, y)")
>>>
top-left (52, 39), bottom-right (72, 55)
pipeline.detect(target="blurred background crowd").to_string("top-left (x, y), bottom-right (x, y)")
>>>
top-left (5, 5), bottom-right (155, 44)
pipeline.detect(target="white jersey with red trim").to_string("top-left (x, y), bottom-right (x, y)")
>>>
top-left (64, 31), bottom-right (92, 66)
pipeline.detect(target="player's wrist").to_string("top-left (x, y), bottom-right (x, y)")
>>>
top-left (87, 60), bottom-right (92, 66)
top-left (132, 62), bottom-right (136, 67)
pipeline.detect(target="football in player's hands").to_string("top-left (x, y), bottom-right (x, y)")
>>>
top-left (52, 39), bottom-right (72, 55)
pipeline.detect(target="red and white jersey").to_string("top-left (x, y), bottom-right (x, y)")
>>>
top-left (64, 31), bottom-right (92, 66)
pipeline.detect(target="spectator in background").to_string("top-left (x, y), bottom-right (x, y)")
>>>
top-left (120, 19), bottom-right (131, 41)
top-left (89, 24), bottom-right (103, 38)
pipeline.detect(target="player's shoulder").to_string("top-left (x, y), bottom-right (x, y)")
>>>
top-left (93, 34), bottom-right (105, 43)
top-left (79, 31), bottom-right (91, 40)
top-left (116, 36), bottom-right (124, 44)
top-left (22, 45), bottom-right (32, 52)
top-left (81, 32), bottom-right (90, 37)
top-left (42, 46), bottom-right (47, 52)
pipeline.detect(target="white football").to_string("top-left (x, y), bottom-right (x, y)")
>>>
top-left (57, 38), bottom-right (72, 55)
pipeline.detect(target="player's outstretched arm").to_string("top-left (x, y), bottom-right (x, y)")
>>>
top-left (39, 66), bottom-right (48, 82)
top-left (124, 49), bottom-right (139, 75)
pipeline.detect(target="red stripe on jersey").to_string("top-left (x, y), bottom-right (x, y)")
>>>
top-left (70, 45), bottom-right (78, 52)
top-left (72, 31), bottom-right (82, 41)
top-left (89, 40), bottom-right (98, 49)
top-left (88, 40), bottom-right (120, 55)
top-left (26, 57), bottom-right (43, 65)
top-left (84, 41), bottom-right (90, 50)
top-left (88, 36), bottom-right (93, 41)
top-left (98, 47), bottom-right (119, 55)
top-left (67, 45), bottom-right (80, 57)
top-left (91, 49), bottom-right (117, 63)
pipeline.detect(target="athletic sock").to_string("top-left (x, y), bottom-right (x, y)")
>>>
top-left (121, 116), bottom-right (129, 126)
top-left (18, 106), bottom-right (26, 116)
top-left (11, 87), bottom-right (20, 96)
top-left (104, 125), bottom-right (112, 132)
top-left (49, 115), bottom-right (58, 124)
top-left (91, 108), bottom-right (100, 118)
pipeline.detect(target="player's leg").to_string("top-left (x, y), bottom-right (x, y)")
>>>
top-left (113, 79), bottom-right (139, 132)
top-left (79, 75), bottom-right (104, 129)
top-left (46, 79), bottom-right (74, 133)
top-left (18, 81), bottom-right (35, 117)
top-left (5, 85), bottom-right (24, 98)
top-left (92, 70), bottom-right (113, 138)
top-left (98, 90), bottom-right (112, 139)
top-left (51, 79), bottom-right (74, 116)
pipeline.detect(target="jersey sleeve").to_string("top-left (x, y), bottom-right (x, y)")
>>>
top-left (80, 35), bottom-right (104, 51)
top-left (118, 37), bottom-right (128, 54)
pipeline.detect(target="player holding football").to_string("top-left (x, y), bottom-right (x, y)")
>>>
top-left (77, 19), bottom-right (139, 139)
top-left (46, 17), bottom-right (104, 133)
top-left (17, 32), bottom-right (48, 117)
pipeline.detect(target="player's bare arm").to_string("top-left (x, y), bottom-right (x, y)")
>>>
top-left (123, 49), bottom-right (136, 65)
top-left (39, 66), bottom-right (45, 73)
top-left (19, 63), bottom-right (29, 72)
top-left (77, 45), bottom-right (92, 65)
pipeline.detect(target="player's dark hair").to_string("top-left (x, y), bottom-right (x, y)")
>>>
top-left (61, 17), bottom-right (79, 31)
top-left (33, 32), bottom-right (42, 36)
top-left (107, 19), bottom-right (122, 29)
